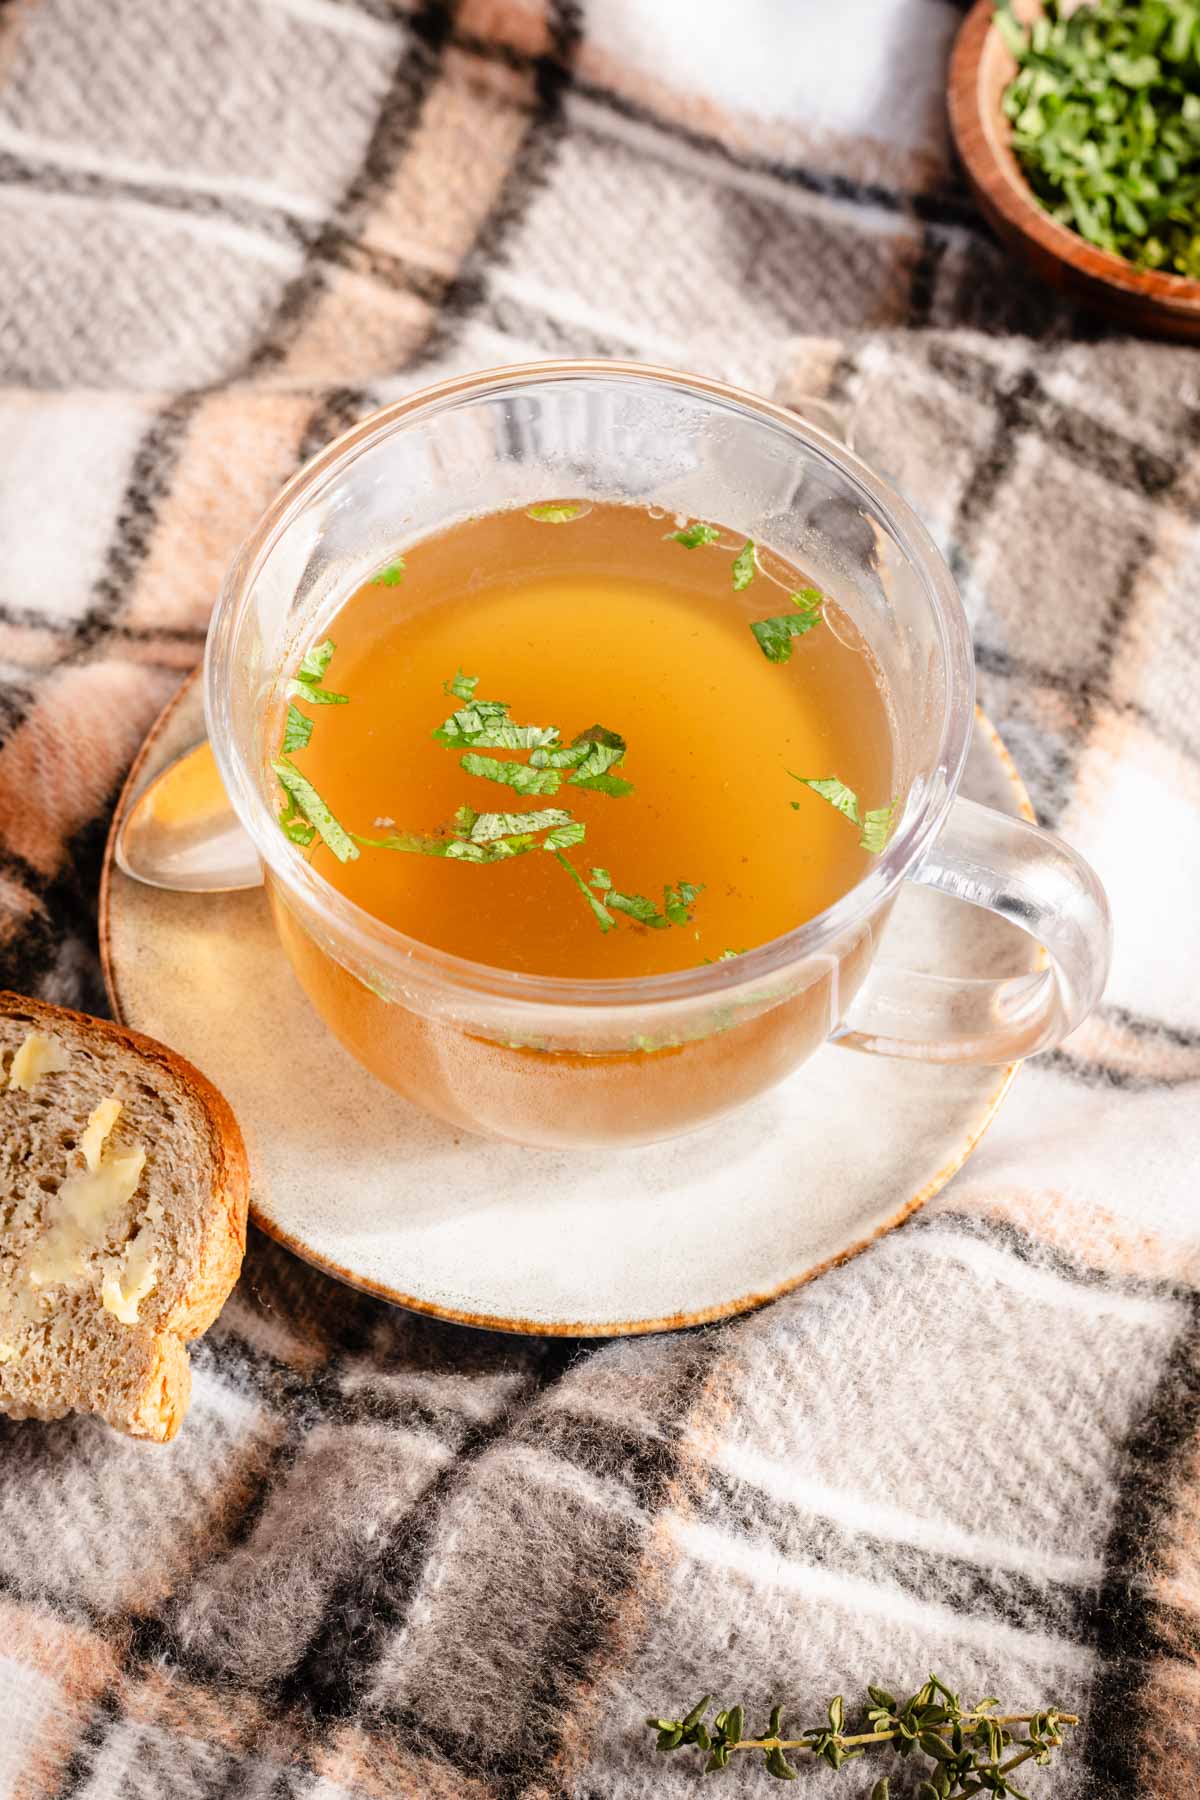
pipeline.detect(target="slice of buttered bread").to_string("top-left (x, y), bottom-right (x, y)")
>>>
top-left (0, 993), bottom-right (248, 1442)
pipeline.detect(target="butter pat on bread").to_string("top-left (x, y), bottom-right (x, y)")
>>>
top-left (0, 993), bottom-right (249, 1442)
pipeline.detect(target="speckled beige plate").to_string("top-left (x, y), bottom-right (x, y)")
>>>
top-left (101, 679), bottom-right (1038, 1336)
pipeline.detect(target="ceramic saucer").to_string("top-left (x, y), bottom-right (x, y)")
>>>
top-left (101, 680), bottom-right (1038, 1336)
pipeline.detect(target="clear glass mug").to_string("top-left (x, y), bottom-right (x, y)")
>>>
top-left (205, 361), bottom-right (1111, 1150)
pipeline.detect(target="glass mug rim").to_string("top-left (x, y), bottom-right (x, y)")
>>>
top-left (204, 358), bottom-right (976, 1015)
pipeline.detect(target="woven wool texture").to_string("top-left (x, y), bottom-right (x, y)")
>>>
top-left (0, 1), bottom-right (1198, 1796)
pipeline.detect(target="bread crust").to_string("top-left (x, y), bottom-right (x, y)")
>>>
top-left (0, 992), bottom-right (249, 1442)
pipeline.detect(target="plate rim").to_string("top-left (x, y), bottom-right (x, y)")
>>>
top-left (100, 674), bottom-right (1031, 1338)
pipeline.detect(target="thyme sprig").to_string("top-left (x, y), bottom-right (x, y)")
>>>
top-left (647, 1674), bottom-right (1077, 1794)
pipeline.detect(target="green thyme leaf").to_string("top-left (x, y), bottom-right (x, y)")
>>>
top-left (282, 703), bottom-right (313, 755)
top-left (273, 759), bottom-right (359, 863)
top-left (765, 1745), bottom-right (798, 1780)
top-left (860, 801), bottom-right (897, 855)
top-left (791, 774), bottom-right (861, 824)
top-left (589, 868), bottom-right (612, 890)
top-left (527, 502), bottom-right (582, 523)
top-left (554, 850), bottom-right (615, 932)
top-left (732, 540), bottom-right (756, 590)
top-left (461, 752), bottom-right (561, 796)
top-left (372, 559), bottom-right (406, 586)
top-left (702, 948), bottom-right (744, 963)
top-left (443, 669), bottom-right (478, 700)
top-left (670, 521), bottom-right (721, 547)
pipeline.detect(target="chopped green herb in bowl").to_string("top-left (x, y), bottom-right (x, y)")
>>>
top-left (996, 0), bottom-right (1200, 279)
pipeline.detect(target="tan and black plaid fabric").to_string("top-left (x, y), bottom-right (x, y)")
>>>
top-left (1, 2), bottom-right (1198, 1796)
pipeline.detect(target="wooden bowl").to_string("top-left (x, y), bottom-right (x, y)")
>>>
top-left (949, 0), bottom-right (1200, 340)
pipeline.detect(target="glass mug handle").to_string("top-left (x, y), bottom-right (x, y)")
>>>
top-left (832, 797), bottom-right (1112, 1063)
top-left (782, 395), bottom-right (1110, 1064)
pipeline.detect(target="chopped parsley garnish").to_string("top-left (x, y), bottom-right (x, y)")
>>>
top-left (471, 720), bottom-right (562, 751)
top-left (750, 587), bottom-right (824, 662)
top-left (703, 948), bottom-right (745, 963)
top-left (527, 502), bottom-right (583, 523)
top-left (432, 681), bottom-right (558, 752)
top-left (282, 703), bottom-right (313, 755)
top-left (352, 827), bottom-right (457, 856)
top-left (432, 705), bottom-right (509, 748)
top-left (461, 752), bottom-right (561, 797)
top-left (529, 742), bottom-right (591, 770)
top-left (287, 682), bottom-right (349, 706)
top-left (297, 640), bottom-right (335, 684)
top-left (568, 737), bottom-right (634, 797)
top-left (573, 723), bottom-right (625, 750)
top-left (352, 812), bottom-right (579, 864)
top-left (555, 851), bottom-right (615, 932)
top-left (670, 521), bottom-right (721, 548)
top-left (278, 792), bottom-right (315, 847)
top-left (530, 725), bottom-right (632, 792)
top-left (859, 800), bottom-right (897, 855)
top-left (467, 807), bottom-right (572, 842)
top-left (998, 0), bottom-right (1200, 279)
top-left (445, 837), bottom-right (535, 862)
top-left (272, 760), bottom-right (359, 863)
top-left (731, 541), bottom-right (757, 591)
top-left (663, 880), bottom-right (703, 925)
top-left (288, 637), bottom-right (348, 705)
top-left (372, 559), bottom-right (406, 586)
top-left (586, 869), bottom-right (704, 932)
top-left (543, 821), bottom-right (586, 850)
top-left (791, 774), bottom-right (860, 823)
top-left (790, 774), bottom-right (898, 854)
top-left (276, 657), bottom-right (702, 936)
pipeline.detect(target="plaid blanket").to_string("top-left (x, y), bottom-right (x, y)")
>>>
top-left (1, 2), bottom-right (1198, 1795)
